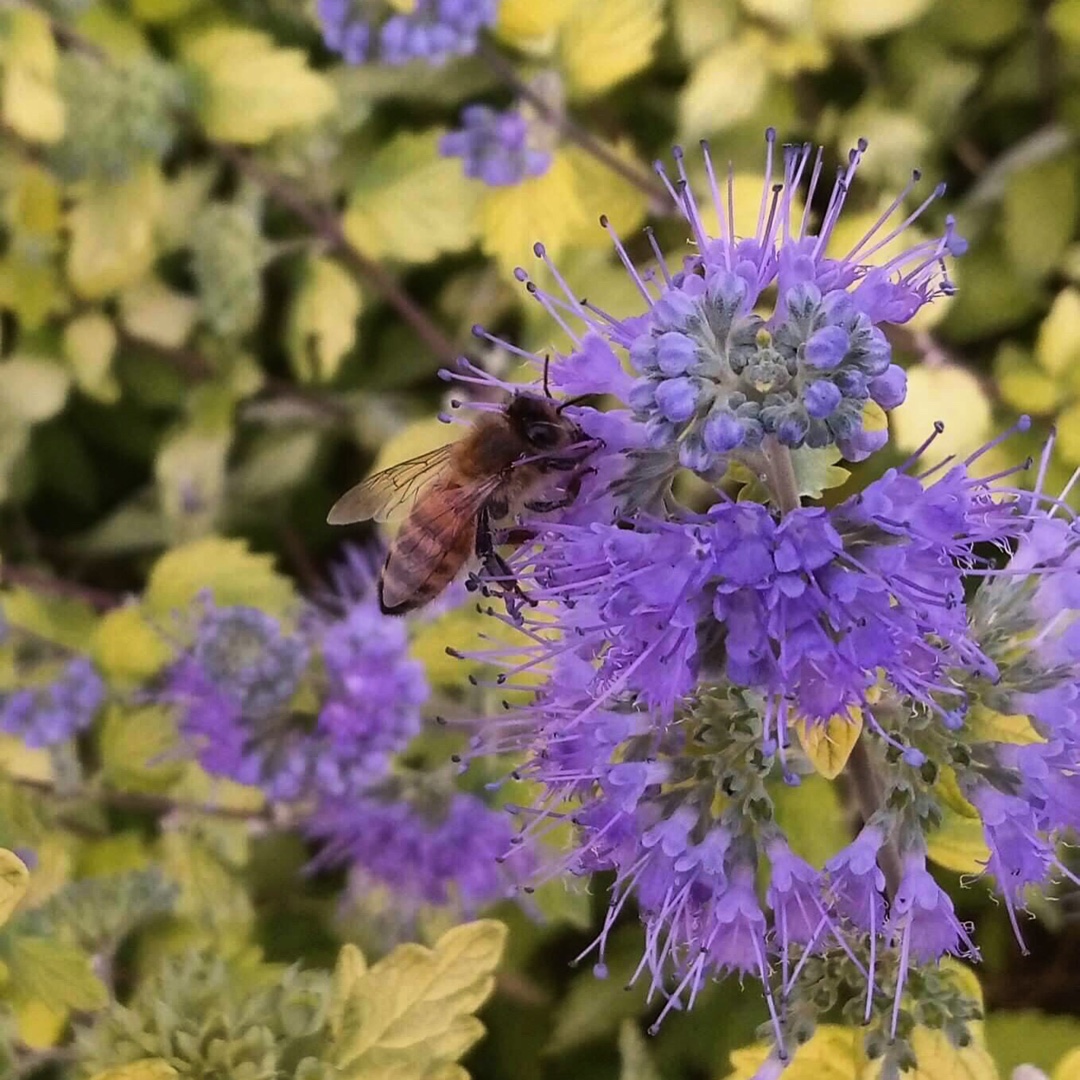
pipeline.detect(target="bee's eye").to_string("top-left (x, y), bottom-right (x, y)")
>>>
top-left (526, 423), bottom-right (560, 449)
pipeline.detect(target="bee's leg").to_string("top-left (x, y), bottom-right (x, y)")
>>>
top-left (473, 506), bottom-right (532, 620)
top-left (525, 465), bottom-right (598, 513)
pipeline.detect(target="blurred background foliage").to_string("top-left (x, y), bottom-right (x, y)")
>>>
top-left (2, 0), bottom-right (1080, 1078)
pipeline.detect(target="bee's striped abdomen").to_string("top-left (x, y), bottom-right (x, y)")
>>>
top-left (378, 484), bottom-right (477, 614)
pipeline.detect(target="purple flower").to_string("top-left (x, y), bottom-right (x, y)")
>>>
top-left (888, 851), bottom-right (977, 964)
top-left (498, 132), bottom-right (963, 475)
top-left (0, 657), bottom-right (104, 748)
top-left (166, 576), bottom-right (427, 802)
top-left (318, 0), bottom-right (497, 67)
top-left (309, 790), bottom-right (521, 918)
top-left (440, 105), bottom-right (551, 187)
top-left (825, 825), bottom-right (888, 934)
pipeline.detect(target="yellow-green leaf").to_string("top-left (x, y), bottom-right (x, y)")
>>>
top-left (926, 809), bottom-right (991, 875)
top-left (119, 278), bottom-right (199, 349)
top-left (1004, 155), bottom-right (1078, 280)
top-left (88, 1062), bottom-right (179, 1080)
top-left (159, 827), bottom-right (254, 930)
top-left (144, 536), bottom-right (297, 617)
top-left (560, 0), bottom-right (665, 98)
top-left (796, 710), bottom-right (863, 780)
top-left (870, 1026), bottom-right (999, 1080)
top-left (936, 766), bottom-right (979, 819)
top-left (67, 164), bottom-right (164, 299)
top-left (725, 1024), bottom-right (863, 1079)
top-left (330, 944), bottom-right (369, 1041)
top-left (679, 37), bottom-right (770, 139)
top-left (181, 26), bottom-right (336, 144)
top-left (672, 0), bottom-right (738, 61)
top-left (892, 363), bottom-right (992, 462)
top-left (345, 130), bottom-right (481, 263)
top-left (92, 605), bottom-right (173, 688)
top-left (994, 344), bottom-right (1064, 415)
top-left (287, 257), bottom-right (363, 382)
top-left (0, 10), bottom-right (65, 144)
top-left (619, 1019), bottom-right (661, 1080)
top-left (6, 936), bottom-right (110, 1012)
top-left (813, 0), bottom-right (935, 39)
top-left (1036, 288), bottom-right (1080, 377)
top-left (480, 151), bottom-right (587, 275)
top-left (1054, 1048), bottom-right (1080, 1080)
top-left (63, 312), bottom-right (119, 404)
top-left (564, 142), bottom-right (650, 244)
top-left (154, 425), bottom-right (231, 537)
top-left (331, 919), bottom-right (507, 1079)
top-left (1056, 400), bottom-right (1080, 466)
top-left (99, 704), bottom-right (185, 794)
top-left (967, 703), bottom-right (1045, 746)
top-left (1, 586), bottom-right (98, 652)
top-left (0, 356), bottom-right (71, 425)
top-left (0, 848), bottom-right (30, 928)
top-left (495, 0), bottom-right (575, 50)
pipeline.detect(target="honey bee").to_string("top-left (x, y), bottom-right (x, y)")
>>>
top-left (327, 391), bottom-right (595, 615)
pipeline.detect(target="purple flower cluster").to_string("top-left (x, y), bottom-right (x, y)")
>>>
top-left (158, 553), bottom-right (515, 920)
top-left (440, 104), bottom-right (551, 187)
top-left (317, 0), bottom-right (496, 67)
top-left (310, 790), bottom-right (522, 917)
top-left (0, 656), bottom-right (104, 748)
top-left (503, 132), bottom-right (962, 476)
top-left (450, 131), bottom-right (1080, 1059)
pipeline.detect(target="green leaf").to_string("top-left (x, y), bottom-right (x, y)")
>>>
top-left (88, 1062), bottom-right (179, 1080)
top-left (795, 711), bottom-right (863, 781)
top-left (287, 256), bottom-right (363, 383)
top-left (672, 0), bottom-right (738, 62)
top-left (679, 38), bottom-right (770, 139)
top-left (331, 919), bottom-right (507, 1079)
top-left (1, 587), bottom-right (98, 652)
top-left (813, 0), bottom-right (934, 39)
top-left (143, 536), bottom-right (297, 618)
top-left (154, 424), bottom-right (232, 537)
top-left (1004, 154), bottom-right (1079, 278)
top-left (159, 827), bottom-right (254, 932)
top-left (181, 26), bottom-right (336, 144)
top-left (0, 9), bottom-right (65, 144)
top-left (985, 1012), bottom-right (1080, 1077)
top-left (772, 774), bottom-right (848, 869)
top-left (330, 943), bottom-right (369, 1041)
top-left (892, 363), bottom-right (992, 461)
top-left (99, 704), bottom-right (185, 794)
top-left (943, 241), bottom-right (1043, 340)
top-left (67, 163), bottom-right (163, 299)
top-left (548, 927), bottom-right (650, 1054)
top-left (63, 312), bottom-right (120, 405)
top-left (344, 130), bottom-right (481, 264)
top-left (0, 848), bottom-right (30, 928)
top-left (0, 356), bottom-right (71, 424)
top-left (1050, 0), bottom-right (1080, 48)
top-left (725, 1025), bottom-right (863, 1079)
top-left (119, 279), bottom-right (199, 350)
top-left (91, 605), bottom-right (174, 688)
top-left (1036, 288), bottom-right (1080, 376)
top-left (6, 935), bottom-right (110, 1012)
top-left (994, 344), bottom-right (1064, 414)
top-left (790, 445), bottom-right (851, 500)
top-left (926, 810), bottom-right (990, 875)
top-left (560, 0), bottom-right (665, 98)
top-left (620, 1020), bottom-right (662, 1080)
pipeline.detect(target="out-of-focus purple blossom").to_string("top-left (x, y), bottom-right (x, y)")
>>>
top-left (166, 589), bottom-right (427, 802)
top-left (440, 105), bottom-right (551, 187)
top-left (309, 790), bottom-right (522, 916)
top-left (0, 657), bottom-right (104, 748)
top-left (317, 0), bottom-right (497, 67)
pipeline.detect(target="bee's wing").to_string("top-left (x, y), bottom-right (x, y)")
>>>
top-left (327, 444), bottom-right (455, 525)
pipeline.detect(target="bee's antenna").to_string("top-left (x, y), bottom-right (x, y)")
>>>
top-left (542, 354), bottom-right (553, 399)
top-left (556, 393), bottom-right (594, 414)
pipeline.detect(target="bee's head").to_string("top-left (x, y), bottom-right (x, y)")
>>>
top-left (507, 392), bottom-right (583, 453)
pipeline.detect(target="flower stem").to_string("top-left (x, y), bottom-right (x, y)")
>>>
top-left (761, 438), bottom-right (802, 515)
top-left (845, 737), bottom-right (903, 897)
